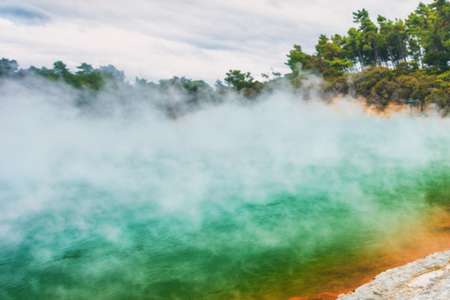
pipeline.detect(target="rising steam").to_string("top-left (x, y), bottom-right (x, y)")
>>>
top-left (0, 77), bottom-right (449, 299)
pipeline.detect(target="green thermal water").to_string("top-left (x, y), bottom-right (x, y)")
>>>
top-left (1, 164), bottom-right (449, 299)
top-left (1, 97), bottom-right (450, 300)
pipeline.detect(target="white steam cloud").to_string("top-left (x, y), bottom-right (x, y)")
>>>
top-left (0, 77), bottom-right (449, 299)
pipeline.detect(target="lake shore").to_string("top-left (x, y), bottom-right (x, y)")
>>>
top-left (338, 250), bottom-right (450, 299)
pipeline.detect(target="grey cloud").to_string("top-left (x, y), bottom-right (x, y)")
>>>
top-left (0, 4), bottom-right (49, 24)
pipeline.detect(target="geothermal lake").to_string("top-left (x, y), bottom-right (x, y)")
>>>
top-left (0, 93), bottom-right (449, 299)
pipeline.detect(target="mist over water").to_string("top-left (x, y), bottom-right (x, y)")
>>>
top-left (1, 79), bottom-right (450, 299)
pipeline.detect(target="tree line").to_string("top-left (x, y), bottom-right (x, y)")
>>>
top-left (287, 0), bottom-right (449, 76)
top-left (235, 0), bottom-right (450, 112)
top-left (0, 0), bottom-right (449, 115)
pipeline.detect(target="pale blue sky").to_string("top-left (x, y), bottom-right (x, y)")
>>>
top-left (0, 0), bottom-right (429, 81)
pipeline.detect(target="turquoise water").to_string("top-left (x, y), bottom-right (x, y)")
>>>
top-left (0, 96), bottom-right (450, 299)
top-left (2, 164), bottom-right (449, 300)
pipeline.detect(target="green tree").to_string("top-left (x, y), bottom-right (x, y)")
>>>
top-left (224, 70), bottom-right (255, 91)
top-left (424, 0), bottom-right (449, 71)
top-left (377, 16), bottom-right (409, 66)
top-left (53, 61), bottom-right (70, 76)
top-left (344, 27), bottom-right (364, 69)
top-left (353, 9), bottom-right (381, 66)
top-left (0, 58), bottom-right (18, 77)
top-left (76, 63), bottom-right (94, 74)
top-left (224, 70), bottom-right (263, 97)
top-left (407, 0), bottom-right (450, 71)
top-left (285, 45), bottom-right (316, 74)
top-left (315, 34), bottom-right (353, 77)
top-left (75, 63), bottom-right (104, 90)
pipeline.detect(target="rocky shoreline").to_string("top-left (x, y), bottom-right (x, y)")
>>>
top-left (338, 250), bottom-right (450, 300)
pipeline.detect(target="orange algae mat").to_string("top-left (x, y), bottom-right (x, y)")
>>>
top-left (286, 208), bottom-right (450, 300)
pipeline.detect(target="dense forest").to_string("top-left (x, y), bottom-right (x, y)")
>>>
top-left (0, 0), bottom-right (449, 116)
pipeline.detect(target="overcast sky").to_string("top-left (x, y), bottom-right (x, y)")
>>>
top-left (0, 0), bottom-right (428, 81)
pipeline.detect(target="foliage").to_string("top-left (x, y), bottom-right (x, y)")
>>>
top-left (224, 69), bottom-right (264, 97)
top-left (0, 0), bottom-right (448, 115)
top-left (287, 0), bottom-right (449, 113)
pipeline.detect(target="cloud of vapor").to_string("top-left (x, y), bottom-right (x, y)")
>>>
top-left (0, 76), bottom-right (448, 224)
top-left (0, 77), bottom-right (449, 299)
